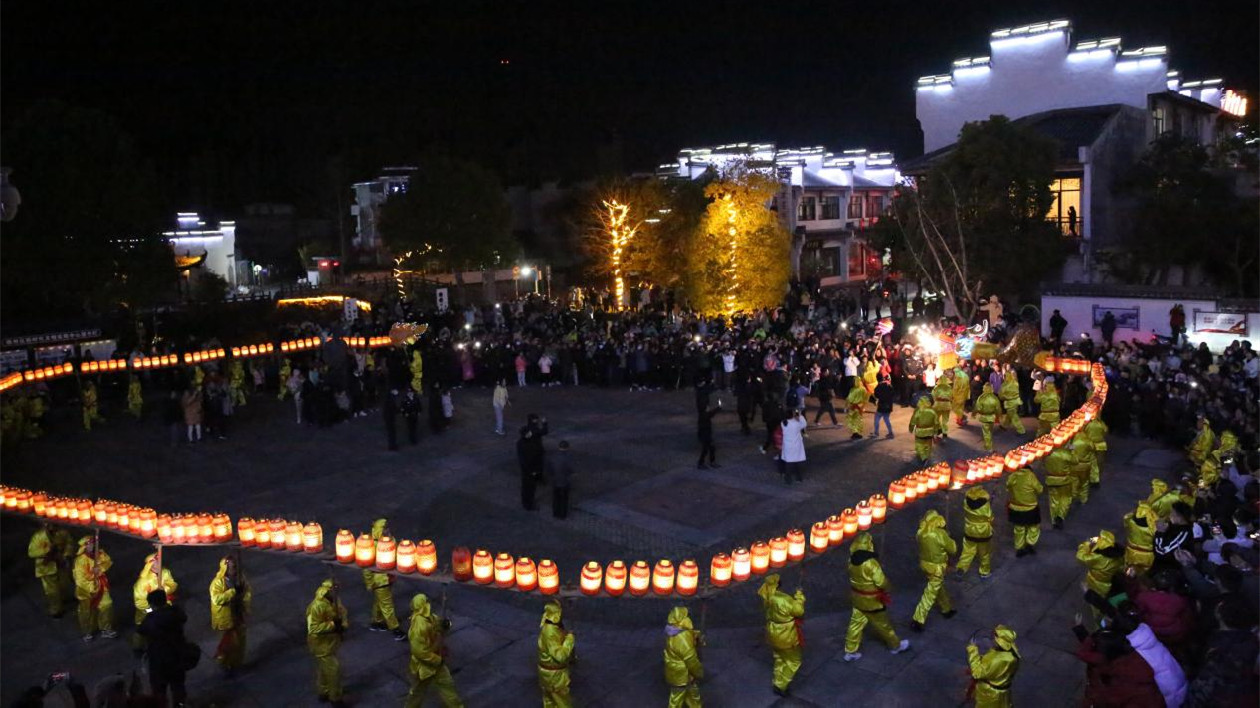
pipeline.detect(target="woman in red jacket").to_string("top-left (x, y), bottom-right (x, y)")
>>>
top-left (1072, 617), bottom-right (1165, 708)
top-left (1134, 569), bottom-right (1196, 661)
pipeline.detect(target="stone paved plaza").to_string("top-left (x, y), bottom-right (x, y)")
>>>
top-left (0, 384), bottom-right (1176, 706)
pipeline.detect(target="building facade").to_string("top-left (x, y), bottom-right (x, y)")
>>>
top-left (165, 212), bottom-right (242, 287)
top-left (350, 166), bottom-right (415, 264)
top-left (909, 19), bottom-right (1245, 282)
top-left (658, 143), bottom-right (899, 287)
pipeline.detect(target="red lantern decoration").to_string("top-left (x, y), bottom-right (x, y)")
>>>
top-left (471, 550), bottom-right (493, 584)
top-left (786, 529), bottom-right (806, 561)
top-left (652, 560), bottom-right (676, 595)
top-left (396, 540), bottom-right (417, 573)
top-left (903, 476), bottom-right (919, 503)
top-left (913, 473), bottom-right (929, 497)
top-left (750, 542), bottom-right (771, 575)
top-left (677, 560), bottom-right (699, 596)
top-left (355, 534), bottom-right (376, 567)
top-left (452, 547), bottom-right (473, 581)
top-left (416, 540), bottom-right (438, 575)
top-left (769, 537), bottom-right (788, 568)
top-left (141, 509), bottom-right (159, 539)
top-left (493, 553), bottom-right (515, 588)
top-left (267, 519), bottom-right (285, 550)
top-left (157, 514), bottom-right (174, 544)
top-left (841, 508), bottom-right (859, 536)
top-left (376, 536), bottom-right (397, 570)
top-left (828, 515), bottom-right (845, 545)
top-left (516, 558), bottom-right (538, 591)
top-left (809, 522), bottom-right (829, 553)
top-left (731, 548), bottom-right (751, 582)
top-left (710, 553), bottom-right (733, 586)
top-left (629, 561), bottom-right (651, 596)
top-left (335, 530), bottom-right (355, 563)
top-left (869, 495), bottom-right (888, 523)
top-left (605, 560), bottom-right (628, 596)
top-left (580, 561), bottom-right (603, 596)
top-left (212, 514), bottom-right (231, 543)
top-left (538, 560), bottom-right (559, 595)
top-left (302, 523), bottom-right (323, 553)
top-left (172, 515), bottom-right (190, 544)
top-left (856, 502), bottom-right (873, 530)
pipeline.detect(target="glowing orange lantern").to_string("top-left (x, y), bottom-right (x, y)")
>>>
top-left (15, 491), bottom-right (31, 513)
top-left (809, 522), bottom-right (829, 553)
top-left (355, 534), bottom-right (376, 567)
top-left (935, 464), bottom-right (952, 487)
top-left (750, 542), bottom-right (771, 575)
top-left (78, 500), bottom-right (95, 525)
top-left (677, 560), bottom-right (699, 596)
top-left (605, 560), bottom-right (627, 596)
top-left (493, 552), bottom-right (515, 588)
top-left (210, 513), bottom-right (230, 542)
top-left (157, 514), bottom-right (174, 544)
top-left (926, 469), bottom-right (940, 492)
top-left (452, 547), bottom-right (472, 581)
top-left (104, 502), bottom-right (118, 526)
top-left (653, 560), bottom-right (676, 595)
top-left (396, 540), bottom-right (417, 573)
top-left (870, 495), bottom-right (888, 523)
top-left (842, 508), bottom-right (859, 536)
top-left (856, 502), bottom-right (873, 530)
top-left (787, 529), bottom-right (806, 561)
top-left (903, 477), bottom-right (919, 503)
top-left (33, 494), bottom-right (48, 517)
top-left (416, 540), bottom-right (438, 575)
top-left (281, 522), bottom-right (302, 551)
top-left (538, 560), bottom-right (559, 594)
top-left (335, 529), bottom-right (354, 562)
top-left (114, 504), bottom-right (129, 527)
top-left (375, 536), bottom-right (397, 570)
top-left (471, 549), bottom-right (493, 584)
top-left (731, 548), bottom-right (751, 582)
top-left (93, 501), bottom-right (109, 525)
top-left (710, 553), bottom-right (732, 586)
top-left (303, 523), bottom-right (323, 553)
top-left (889, 481), bottom-right (906, 509)
top-left (172, 515), bottom-right (190, 544)
top-left (141, 509), bottom-right (158, 538)
top-left (828, 515), bottom-right (845, 545)
top-left (262, 519), bottom-right (281, 549)
top-left (252, 519), bottom-right (269, 546)
top-left (769, 537), bottom-right (788, 568)
top-left (580, 561), bottom-right (603, 596)
top-left (629, 561), bottom-right (651, 596)
top-left (516, 558), bottom-right (538, 591)
top-left (914, 473), bottom-right (929, 496)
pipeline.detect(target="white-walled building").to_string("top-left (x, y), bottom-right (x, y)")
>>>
top-left (908, 19), bottom-right (1246, 282)
top-left (165, 212), bottom-right (242, 287)
top-left (658, 143), bottom-right (900, 286)
top-left (350, 166), bottom-right (415, 264)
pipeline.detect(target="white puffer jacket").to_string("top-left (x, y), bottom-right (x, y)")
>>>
top-left (1126, 622), bottom-right (1187, 708)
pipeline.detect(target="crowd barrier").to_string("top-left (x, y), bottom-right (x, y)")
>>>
top-left (1, 357), bottom-right (1107, 600)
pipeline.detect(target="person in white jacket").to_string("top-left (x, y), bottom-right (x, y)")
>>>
top-left (1118, 604), bottom-right (1188, 708)
top-left (779, 410), bottom-right (808, 484)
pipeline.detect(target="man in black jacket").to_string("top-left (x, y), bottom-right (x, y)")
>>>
top-left (813, 369), bottom-right (838, 426)
top-left (697, 402), bottom-right (721, 469)
top-left (138, 589), bottom-right (189, 706)
top-left (517, 414), bottom-right (549, 510)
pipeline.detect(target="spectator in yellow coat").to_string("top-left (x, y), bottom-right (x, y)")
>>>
top-left (758, 573), bottom-right (805, 696)
top-left (663, 606), bottom-right (704, 707)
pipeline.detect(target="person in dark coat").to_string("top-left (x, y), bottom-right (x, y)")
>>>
top-left (813, 369), bottom-right (838, 426)
top-left (137, 588), bottom-right (189, 706)
top-left (400, 389), bottom-right (422, 445)
top-left (735, 371), bottom-right (762, 435)
top-left (517, 414), bottom-right (549, 511)
top-left (546, 441), bottom-right (574, 519)
top-left (697, 402), bottom-right (721, 469)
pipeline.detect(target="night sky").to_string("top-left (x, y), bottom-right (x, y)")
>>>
top-left (3, 0), bottom-right (1256, 211)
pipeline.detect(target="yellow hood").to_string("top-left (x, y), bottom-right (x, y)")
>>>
top-left (541, 600), bottom-right (563, 627)
top-left (1093, 530), bottom-right (1116, 551)
top-left (994, 625), bottom-right (1018, 651)
top-left (918, 509), bottom-right (945, 534)
top-left (315, 578), bottom-right (335, 601)
top-left (851, 531), bottom-right (875, 553)
top-left (965, 486), bottom-right (990, 502)
top-left (981, 383), bottom-right (994, 395)
top-left (1042, 382), bottom-right (1056, 396)
top-left (411, 593), bottom-right (431, 617)
top-left (916, 397), bottom-right (931, 410)
top-left (1150, 479), bottom-right (1168, 497)
top-left (1133, 502), bottom-right (1157, 527)
top-left (667, 606), bottom-right (693, 630)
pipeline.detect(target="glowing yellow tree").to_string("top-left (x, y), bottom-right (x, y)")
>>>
top-left (600, 200), bottom-right (639, 310)
top-left (691, 166), bottom-right (790, 315)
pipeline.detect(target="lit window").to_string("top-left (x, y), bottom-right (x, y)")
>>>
top-left (1046, 176), bottom-right (1082, 237)
top-left (1152, 107), bottom-right (1166, 136)
top-left (798, 196), bottom-right (816, 221)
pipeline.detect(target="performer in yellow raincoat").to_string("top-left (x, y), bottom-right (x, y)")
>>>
top-left (277, 358), bottom-right (293, 400)
top-left (845, 377), bottom-right (867, 438)
top-left (1077, 531), bottom-right (1125, 619)
top-left (758, 573), bottom-right (805, 696)
top-left (1005, 466), bottom-right (1043, 556)
top-left (127, 375), bottom-right (143, 419)
top-left (1034, 381), bottom-right (1060, 436)
top-left (843, 532), bottom-right (909, 661)
top-left (663, 606), bottom-right (704, 708)
top-left (1084, 416), bottom-right (1108, 487)
top-left (306, 579), bottom-right (349, 705)
top-left (73, 535), bottom-right (115, 640)
top-left (1069, 433), bottom-right (1096, 505)
top-left (967, 625), bottom-right (1020, 708)
top-left (909, 397), bottom-right (938, 462)
top-left (861, 359), bottom-right (879, 397)
top-left (405, 593), bottom-right (462, 708)
top-left (1185, 416), bottom-right (1214, 467)
top-left (1145, 479), bottom-right (1180, 520)
top-left (957, 487), bottom-right (994, 578)
top-left (132, 552), bottom-right (177, 652)
top-left (998, 370), bottom-right (1024, 435)
top-left (1198, 430), bottom-right (1238, 489)
top-left (974, 384), bottom-right (1000, 451)
top-left (932, 374), bottom-right (954, 436)
top-left (1123, 502), bottom-right (1157, 574)
top-left (951, 365), bottom-right (970, 426)
top-left (363, 518), bottom-right (404, 639)
top-left (229, 359), bottom-right (247, 407)
top-left (537, 600), bottom-right (575, 708)
top-left (911, 510), bottom-right (957, 631)
top-left (1044, 446), bottom-right (1075, 529)
top-left (410, 351), bottom-right (425, 394)
top-left (82, 381), bottom-right (104, 430)
top-left (29, 523), bottom-right (72, 616)
top-left (210, 555), bottom-right (251, 671)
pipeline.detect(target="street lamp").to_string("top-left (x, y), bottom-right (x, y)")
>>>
top-left (520, 266), bottom-right (539, 294)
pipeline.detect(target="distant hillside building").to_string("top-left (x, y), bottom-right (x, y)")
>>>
top-left (350, 166), bottom-right (415, 264)
top-left (165, 212), bottom-right (242, 287)
top-left (658, 143), bottom-right (900, 287)
top-left (906, 19), bottom-right (1246, 282)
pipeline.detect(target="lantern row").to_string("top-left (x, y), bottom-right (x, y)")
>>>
top-left (0, 488), bottom-right (234, 545)
top-left (2, 359), bottom-right (1104, 597)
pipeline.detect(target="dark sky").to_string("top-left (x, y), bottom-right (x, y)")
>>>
top-left (3, 0), bottom-right (1256, 211)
